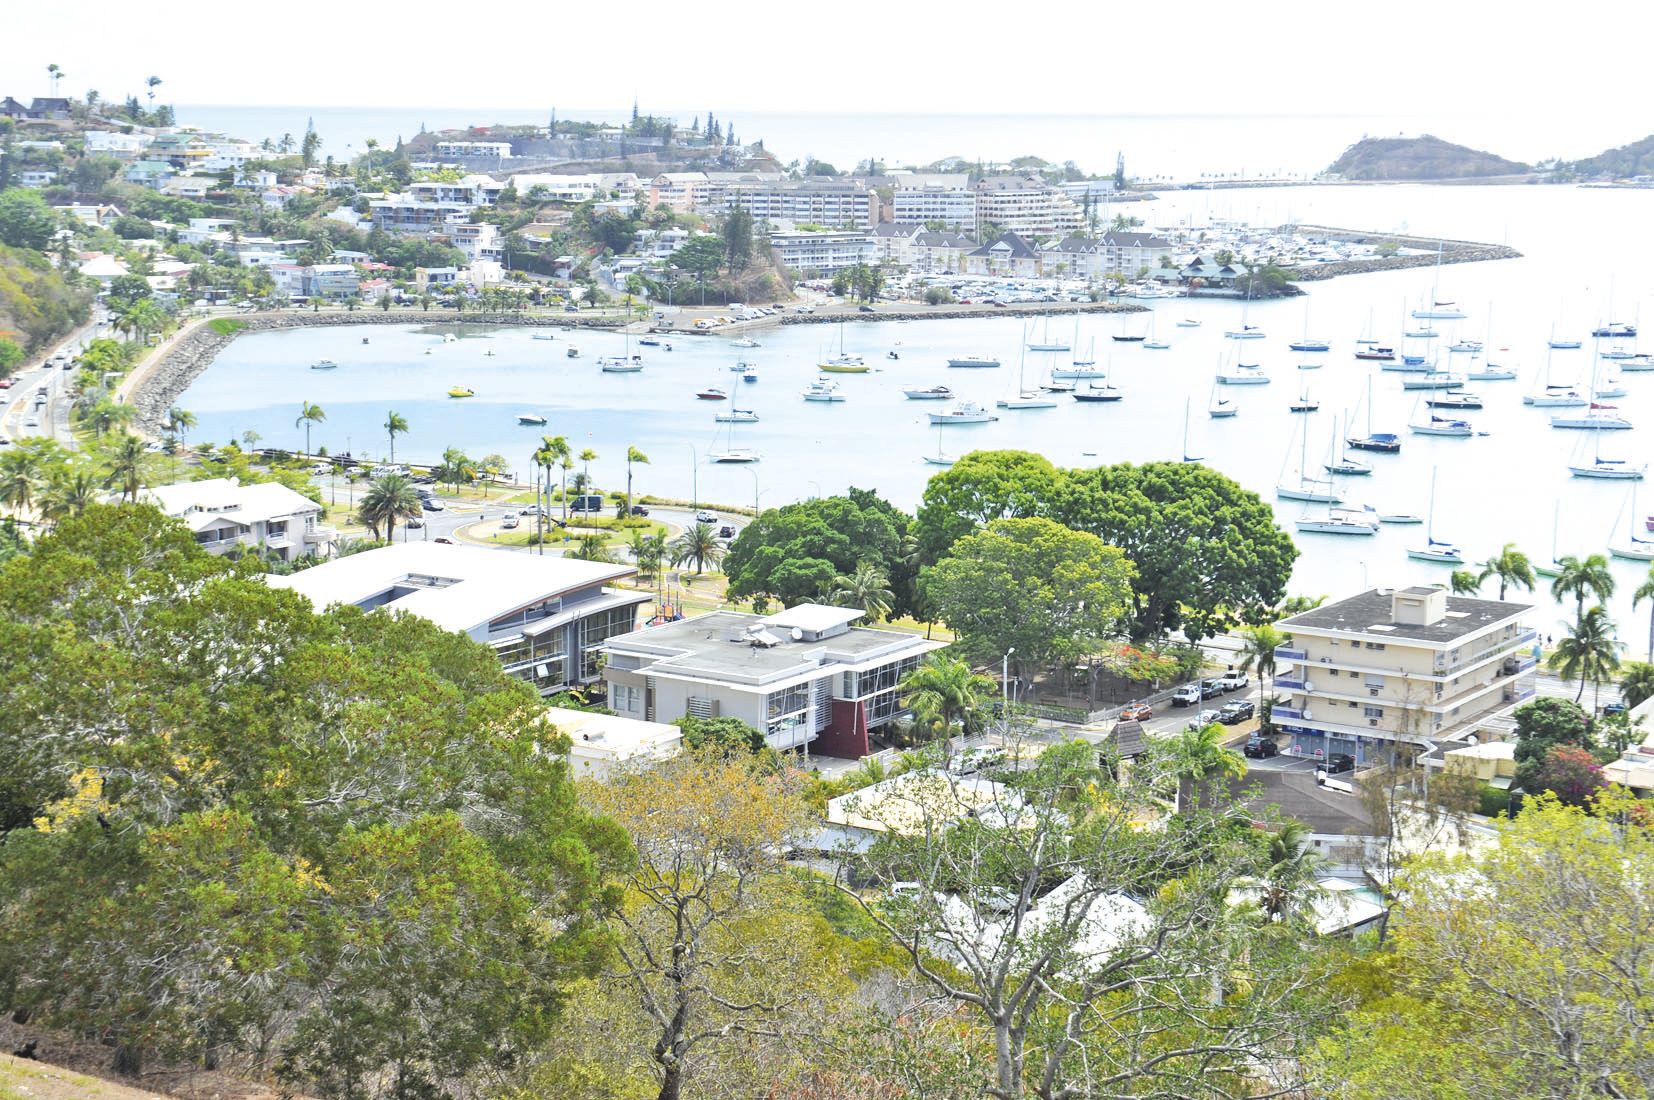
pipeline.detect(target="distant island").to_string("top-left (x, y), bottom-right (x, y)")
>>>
top-left (1565, 133), bottom-right (1654, 180)
top-left (1326, 135), bottom-right (1530, 181)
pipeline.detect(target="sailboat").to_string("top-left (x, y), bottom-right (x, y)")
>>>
top-left (1072, 358), bottom-right (1123, 402)
top-left (1407, 468), bottom-right (1463, 563)
top-left (1355, 307), bottom-right (1378, 346)
top-left (714, 408), bottom-right (760, 423)
top-left (1412, 244), bottom-right (1467, 320)
top-left (1208, 380), bottom-right (1237, 419)
top-left (1277, 416), bottom-right (1342, 503)
top-left (1347, 376), bottom-right (1401, 453)
top-left (1323, 417), bottom-right (1372, 476)
top-left (1027, 317), bottom-right (1069, 352)
top-left (1225, 281), bottom-right (1264, 339)
top-left (710, 405), bottom-right (760, 463)
top-left (1289, 379), bottom-right (1319, 413)
top-left (599, 328), bottom-right (643, 372)
top-left (1180, 397), bottom-right (1203, 462)
top-left (1142, 316), bottom-right (1169, 350)
top-left (923, 422), bottom-right (956, 467)
top-left (1070, 333), bottom-right (1097, 367)
top-left (1569, 428), bottom-right (1646, 479)
top-left (1609, 486), bottom-right (1654, 561)
top-left (819, 322), bottom-right (868, 372)
top-left (1289, 305), bottom-right (1329, 352)
top-left (996, 340), bottom-right (1058, 410)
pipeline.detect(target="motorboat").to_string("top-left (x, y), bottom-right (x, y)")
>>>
top-left (1549, 338), bottom-right (1583, 350)
top-left (1289, 339), bottom-right (1330, 352)
top-left (733, 337), bottom-right (760, 348)
top-left (1618, 354), bottom-right (1654, 372)
top-left (1409, 415), bottom-right (1474, 437)
top-left (1295, 507), bottom-right (1379, 535)
top-left (638, 337), bottom-right (662, 347)
top-left (1379, 513), bottom-right (1424, 524)
top-left (714, 409), bottom-right (760, 423)
top-left (742, 366), bottom-right (759, 383)
top-left (1426, 392), bottom-right (1483, 410)
top-left (929, 401), bottom-right (997, 424)
top-left (802, 379), bottom-right (846, 403)
top-left (532, 334), bottom-right (557, 341)
top-left (709, 449), bottom-right (761, 463)
top-left (1175, 318), bottom-right (1201, 328)
top-left (904, 385), bottom-right (954, 400)
top-left (566, 346), bottom-right (580, 358)
top-left (516, 413), bottom-right (548, 425)
top-left (947, 355), bottom-right (1001, 368)
top-left (310, 359), bottom-right (338, 370)
top-left (447, 386), bottom-right (475, 398)
top-left (1404, 328), bottom-right (1438, 339)
top-left (1111, 333), bottom-right (1146, 343)
top-left (482, 349), bottom-right (495, 357)
top-left (695, 387), bottom-right (728, 401)
top-left (996, 392), bottom-right (1059, 410)
top-left (1355, 346), bottom-right (1396, 361)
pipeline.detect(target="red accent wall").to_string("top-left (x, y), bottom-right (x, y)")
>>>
top-left (815, 699), bottom-right (870, 758)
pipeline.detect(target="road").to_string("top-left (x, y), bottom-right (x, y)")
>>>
top-left (0, 309), bottom-right (111, 448)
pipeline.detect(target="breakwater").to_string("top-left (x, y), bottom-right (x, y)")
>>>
top-left (775, 302), bottom-right (1148, 326)
top-left (1283, 225), bottom-right (1521, 282)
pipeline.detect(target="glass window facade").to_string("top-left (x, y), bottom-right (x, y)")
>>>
top-left (578, 605), bottom-right (638, 681)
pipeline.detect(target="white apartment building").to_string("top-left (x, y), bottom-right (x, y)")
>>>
top-left (434, 140), bottom-right (513, 159)
top-left (911, 230), bottom-right (977, 273)
top-left (1273, 586), bottom-right (1538, 767)
top-left (270, 543), bottom-right (650, 697)
top-left (84, 130), bottom-right (152, 156)
top-left (408, 175), bottom-right (506, 206)
top-left (724, 179), bottom-right (877, 229)
top-left (871, 222), bottom-right (923, 266)
top-left (144, 478), bottom-right (336, 563)
top-left (603, 604), bottom-right (944, 757)
top-left (892, 173), bottom-right (976, 231)
top-left (769, 230), bottom-right (876, 273)
top-left (509, 173), bottom-right (602, 202)
top-left (445, 222), bottom-right (503, 264)
top-left (650, 172), bottom-right (711, 213)
top-left (1100, 230), bottom-right (1175, 277)
top-left (974, 175), bottom-right (1083, 238)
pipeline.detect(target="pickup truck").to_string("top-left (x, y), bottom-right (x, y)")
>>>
top-left (1216, 670), bottom-right (1249, 692)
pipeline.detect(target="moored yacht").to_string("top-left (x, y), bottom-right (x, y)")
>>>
top-left (929, 400), bottom-right (997, 424)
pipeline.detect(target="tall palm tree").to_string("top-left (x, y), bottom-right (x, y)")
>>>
top-left (1258, 821), bottom-right (1326, 924)
top-left (1548, 606), bottom-right (1623, 707)
top-left (1477, 542), bottom-right (1537, 601)
top-left (898, 655), bottom-right (996, 746)
top-left (166, 406), bottom-right (196, 453)
top-left (543, 435), bottom-right (571, 519)
top-left (0, 449), bottom-right (42, 518)
top-left (86, 399), bottom-right (134, 438)
top-left (1620, 661), bottom-right (1654, 712)
top-left (829, 562), bottom-right (895, 622)
top-left (579, 447), bottom-right (598, 490)
top-left (383, 410), bottom-right (409, 463)
top-left (624, 445), bottom-right (648, 518)
top-left (103, 435), bottom-right (148, 503)
top-left (1552, 554), bottom-right (1615, 628)
top-left (670, 521), bottom-right (722, 576)
top-left (1173, 721), bottom-right (1248, 783)
top-left (295, 401), bottom-right (326, 457)
top-left (1236, 623), bottom-right (1288, 695)
top-left (1448, 569), bottom-right (1482, 596)
top-left (1633, 566), bottom-right (1654, 663)
top-left (627, 529), bottom-right (668, 581)
top-left (38, 465), bottom-right (99, 526)
top-left (357, 474), bottom-right (422, 542)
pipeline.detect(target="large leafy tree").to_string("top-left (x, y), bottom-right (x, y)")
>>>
top-left (725, 489), bottom-right (915, 614)
top-left (912, 449), bottom-right (1061, 563)
top-left (0, 505), bottom-right (627, 1089)
top-left (1054, 460), bottom-right (1297, 641)
top-left (921, 516), bottom-right (1134, 675)
top-left (0, 188), bottom-right (57, 250)
top-left (1511, 696), bottom-right (1593, 793)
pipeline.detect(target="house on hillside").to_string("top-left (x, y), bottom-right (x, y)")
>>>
top-left (143, 478), bottom-right (336, 563)
top-left (965, 232), bottom-right (1042, 278)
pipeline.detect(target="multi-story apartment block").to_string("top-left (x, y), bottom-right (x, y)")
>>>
top-left (445, 222), bottom-right (503, 264)
top-left (769, 229), bottom-right (876, 273)
top-left (1100, 230), bottom-right (1175, 277)
top-left (603, 604), bottom-right (944, 757)
top-left (723, 179), bottom-right (877, 229)
top-left (270, 543), bottom-right (649, 697)
top-left (1273, 587), bottom-right (1537, 766)
top-left (145, 478), bottom-right (336, 563)
top-left (871, 222), bottom-right (923, 266)
top-left (973, 175), bottom-right (1083, 238)
top-left (965, 232), bottom-right (1042, 278)
top-left (892, 173), bottom-right (976, 231)
top-left (911, 230), bottom-right (977, 273)
top-left (407, 175), bottom-right (506, 206)
top-left (434, 140), bottom-right (513, 160)
top-left (650, 172), bottom-right (711, 213)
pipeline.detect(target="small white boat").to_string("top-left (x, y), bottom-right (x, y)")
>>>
top-left (996, 392), bottom-right (1058, 410)
top-left (710, 449), bottom-right (761, 463)
top-left (1571, 457), bottom-right (1646, 480)
top-left (1618, 354), bottom-right (1654, 372)
top-left (802, 379), bottom-right (846, 403)
top-left (714, 409), bottom-right (760, 423)
top-left (1408, 540), bottom-right (1465, 563)
top-left (516, 413), bottom-right (548, 426)
top-left (904, 386), bottom-right (954, 401)
top-left (1551, 409), bottom-right (1633, 430)
top-left (1401, 372), bottom-right (1465, 390)
top-left (929, 401), bottom-right (997, 424)
top-left (1447, 340), bottom-right (1483, 353)
top-left (1175, 318), bottom-right (1201, 328)
top-left (638, 336), bottom-right (662, 347)
top-left (695, 387), bottom-right (728, 401)
top-left (1549, 339), bottom-right (1583, 350)
top-left (1404, 328), bottom-right (1438, 339)
top-left (532, 334), bottom-right (557, 341)
top-left (443, 333), bottom-right (457, 343)
top-left (1143, 340), bottom-right (1170, 350)
top-left (947, 355), bottom-right (1000, 368)
top-left (1027, 342), bottom-right (1069, 352)
top-left (566, 346), bottom-right (580, 358)
top-left (1296, 507), bottom-right (1379, 535)
top-left (1224, 327), bottom-right (1266, 340)
top-left (1050, 366), bottom-right (1107, 381)
top-left (310, 359), bottom-right (338, 370)
top-left (1216, 363), bottom-right (1270, 385)
top-left (733, 337), bottom-right (760, 348)
top-left (1296, 361), bottom-right (1323, 371)
top-left (599, 356), bottom-right (642, 373)
top-left (1410, 415), bottom-right (1474, 437)
top-left (741, 366), bottom-right (759, 383)
top-left (1379, 513), bottom-right (1424, 524)
top-left (1466, 364), bottom-right (1518, 381)
top-left (1525, 389), bottom-right (1588, 407)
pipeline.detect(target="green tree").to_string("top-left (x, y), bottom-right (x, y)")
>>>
top-left (921, 516), bottom-right (1134, 675)
top-left (898, 655), bottom-right (996, 745)
top-left (1172, 720), bottom-right (1247, 784)
top-left (102, 433), bottom-right (148, 502)
top-left (383, 409), bottom-right (409, 462)
top-left (671, 235), bottom-right (725, 302)
top-left (165, 405), bottom-right (196, 453)
top-left (627, 529), bottom-right (668, 581)
top-left (1621, 660), bottom-right (1654, 711)
top-left (1633, 564), bottom-right (1654, 662)
top-left (1236, 622), bottom-right (1288, 695)
top-left (0, 447), bottom-right (42, 518)
top-left (1532, 743), bottom-right (1606, 806)
top-left (1448, 568), bottom-right (1482, 595)
top-left (725, 489), bottom-right (916, 616)
top-left (0, 189), bottom-right (57, 250)
top-left (357, 473), bottom-right (423, 541)
top-left (1551, 552), bottom-right (1615, 626)
top-left (1476, 542), bottom-right (1537, 601)
top-left (670, 522), bottom-right (723, 576)
top-left (1256, 820), bottom-right (1325, 924)
top-left (478, 453), bottom-right (508, 498)
top-left (1547, 605), bottom-right (1622, 707)
top-left (0, 337), bottom-right (24, 378)
top-left (913, 449), bottom-right (1062, 562)
top-left (37, 462), bottom-right (100, 526)
top-left (295, 401), bottom-right (326, 457)
top-left (723, 207), bottom-right (754, 272)
top-left (623, 445), bottom-right (648, 518)
top-left (434, 446), bottom-right (476, 493)
top-left (828, 561), bottom-right (894, 622)
top-left (671, 715), bottom-right (766, 754)
top-left (570, 532), bottom-right (613, 563)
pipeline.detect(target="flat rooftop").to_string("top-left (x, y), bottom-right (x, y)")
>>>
top-left (609, 608), bottom-right (940, 687)
top-left (1282, 588), bottom-right (1530, 645)
top-left (268, 542), bottom-right (633, 635)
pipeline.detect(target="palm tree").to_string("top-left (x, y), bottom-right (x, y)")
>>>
top-left (1477, 542), bottom-right (1537, 601)
top-left (38, 465), bottom-right (99, 526)
top-left (670, 521), bottom-right (722, 576)
top-left (103, 435), bottom-right (148, 503)
top-left (1448, 569), bottom-right (1482, 596)
top-left (1236, 623), bottom-right (1288, 695)
top-left (542, 435), bottom-right (571, 519)
top-left (627, 530), bottom-right (668, 581)
top-left (86, 399), bottom-right (134, 438)
top-left (1633, 566), bottom-right (1654, 663)
top-left (1552, 554), bottom-right (1615, 628)
top-left (898, 655), bottom-right (996, 746)
top-left (478, 454), bottom-right (506, 499)
top-left (47, 64), bottom-right (61, 96)
top-left (166, 406), bottom-right (196, 453)
top-left (579, 447), bottom-right (598, 490)
top-left (624, 445), bottom-right (648, 518)
top-left (829, 562), bottom-right (895, 622)
top-left (0, 449), bottom-right (42, 518)
top-left (145, 75), bottom-right (162, 109)
top-left (572, 532), bottom-right (614, 563)
top-left (1621, 661), bottom-right (1654, 712)
top-left (295, 401), bottom-right (326, 457)
top-left (1173, 721), bottom-right (1247, 783)
top-left (1257, 821), bottom-right (1326, 924)
top-left (383, 410), bottom-right (409, 463)
top-left (1548, 606), bottom-right (1623, 707)
top-left (357, 474), bottom-right (422, 542)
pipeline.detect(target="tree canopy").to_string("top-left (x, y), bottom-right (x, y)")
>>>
top-left (725, 488), bottom-right (916, 615)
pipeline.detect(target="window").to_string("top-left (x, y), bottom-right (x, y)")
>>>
top-left (766, 683), bottom-right (810, 722)
top-left (612, 683), bottom-right (641, 714)
top-left (1363, 706), bottom-right (1384, 719)
top-left (1365, 641), bottom-right (1386, 651)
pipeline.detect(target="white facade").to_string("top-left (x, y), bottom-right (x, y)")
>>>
top-left (543, 707), bottom-right (683, 779)
top-left (724, 180), bottom-right (877, 229)
top-left (144, 478), bottom-right (335, 563)
top-left (769, 230), bottom-right (876, 273)
top-left (434, 140), bottom-right (513, 159)
top-left (974, 176), bottom-right (1083, 238)
top-left (446, 222), bottom-right (503, 264)
top-left (893, 174), bottom-right (976, 230)
top-left (84, 130), bottom-right (152, 156)
top-left (510, 173), bottom-right (603, 202)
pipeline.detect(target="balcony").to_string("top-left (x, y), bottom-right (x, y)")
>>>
top-left (1503, 686), bottom-right (1537, 705)
top-left (1274, 677), bottom-right (1307, 692)
top-left (303, 524), bottom-right (338, 544)
top-left (1275, 647), bottom-right (1306, 662)
top-left (1271, 706), bottom-right (1304, 721)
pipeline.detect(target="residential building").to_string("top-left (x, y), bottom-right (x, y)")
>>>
top-left (177, 217), bottom-right (238, 246)
top-left (911, 230), bottom-right (977, 273)
top-left (892, 173), bottom-right (976, 231)
top-left (26, 97), bottom-right (72, 120)
top-left (445, 222), bottom-right (503, 264)
top-left (508, 173), bottom-right (602, 203)
top-left (973, 175), bottom-right (1082, 238)
top-left (18, 170), bottom-right (57, 188)
top-left (434, 140), bottom-right (513, 160)
top-left (269, 543), bottom-right (649, 697)
top-left (0, 97), bottom-right (28, 118)
top-left (407, 175), bottom-right (505, 206)
top-left (1100, 230), bottom-right (1175, 277)
top-left (1038, 236), bottom-right (1104, 279)
top-left (161, 176), bottom-right (214, 200)
top-left (54, 203), bottom-right (124, 228)
top-left (543, 707), bottom-right (683, 779)
top-left (724, 178), bottom-right (877, 229)
top-left (1057, 179), bottom-right (1119, 203)
top-left (816, 770), bottom-right (1007, 852)
top-left (602, 603), bottom-right (945, 757)
top-left (871, 222), bottom-right (923, 266)
top-left (1223, 769), bottom-right (1384, 880)
top-left (303, 263), bottom-right (359, 299)
top-left (965, 232), bottom-right (1042, 278)
top-left (650, 172), bottom-right (711, 213)
top-left (143, 477), bottom-right (335, 563)
top-left (84, 130), bottom-right (152, 156)
top-left (633, 226), bottom-right (690, 259)
top-left (769, 229), bottom-right (876, 274)
top-left (1273, 586), bottom-right (1538, 766)
top-left (368, 195), bottom-right (473, 233)
top-left (124, 160), bottom-right (175, 188)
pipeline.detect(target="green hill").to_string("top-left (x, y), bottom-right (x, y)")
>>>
top-left (1568, 134), bottom-right (1654, 179)
top-left (1326, 135), bottom-right (1529, 181)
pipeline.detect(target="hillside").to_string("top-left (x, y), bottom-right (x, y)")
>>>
top-left (1, 1051), bottom-right (179, 1100)
top-left (1327, 135), bottom-right (1529, 181)
top-left (1568, 133), bottom-right (1654, 179)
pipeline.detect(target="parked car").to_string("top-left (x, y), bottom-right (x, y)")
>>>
top-left (858, 304), bottom-right (877, 313)
top-left (1243, 736), bottom-right (1280, 759)
top-left (1324, 753), bottom-right (1356, 774)
top-left (1186, 709), bottom-right (1221, 731)
top-left (1119, 702), bottom-right (1153, 722)
top-left (1217, 669), bottom-right (1249, 692)
top-left (695, 509), bottom-right (719, 523)
top-left (630, 504), bottom-right (650, 516)
top-left (1200, 679), bottom-right (1225, 700)
top-left (433, 536), bottom-right (455, 545)
top-left (1218, 700), bottom-right (1255, 724)
top-left (1171, 684), bottom-right (1202, 707)
top-left (501, 515), bottom-right (519, 530)
top-left (954, 745), bottom-right (1007, 775)
top-left (717, 524), bottom-right (736, 539)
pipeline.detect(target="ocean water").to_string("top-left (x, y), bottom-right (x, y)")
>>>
top-left (178, 182), bottom-right (1654, 635)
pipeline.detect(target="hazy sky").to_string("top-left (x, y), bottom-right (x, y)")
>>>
top-left (2, 0), bottom-right (1648, 130)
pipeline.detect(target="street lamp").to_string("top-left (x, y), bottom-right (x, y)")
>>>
top-left (746, 467), bottom-right (765, 518)
top-left (1002, 647), bottom-right (1015, 737)
top-left (683, 443), bottom-right (698, 512)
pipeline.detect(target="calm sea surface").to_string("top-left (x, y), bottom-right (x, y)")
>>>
top-left (177, 179), bottom-right (1654, 636)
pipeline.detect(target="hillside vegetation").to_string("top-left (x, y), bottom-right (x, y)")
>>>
top-left (1327, 134), bottom-right (1529, 180)
top-left (0, 244), bottom-right (93, 355)
top-left (1568, 133), bottom-right (1654, 179)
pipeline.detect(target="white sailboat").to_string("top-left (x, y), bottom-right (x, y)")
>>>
top-left (1208, 380), bottom-right (1237, 419)
top-left (923, 422), bottom-right (956, 467)
top-left (1569, 429), bottom-right (1646, 479)
top-left (599, 328), bottom-right (643, 372)
top-left (1296, 505), bottom-right (1379, 536)
top-left (996, 341), bottom-right (1058, 409)
top-left (1412, 243), bottom-right (1467, 320)
top-left (1181, 397), bottom-right (1203, 462)
top-left (1323, 417), bottom-right (1372, 476)
top-left (1611, 485), bottom-right (1654, 561)
top-left (1027, 316), bottom-right (1069, 352)
top-left (1276, 416), bottom-right (1342, 504)
top-left (1407, 468), bottom-right (1464, 563)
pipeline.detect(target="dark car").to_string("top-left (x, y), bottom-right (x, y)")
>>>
top-left (1200, 679), bottom-right (1225, 700)
top-left (1218, 700), bottom-right (1255, 724)
top-left (630, 504), bottom-right (650, 516)
top-left (858, 304), bottom-right (876, 313)
top-left (1325, 753), bottom-right (1356, 774)
top-left (1243, 737), bottom-right (1280, 759)
top-left (717, 524), bottom-right (736, 539)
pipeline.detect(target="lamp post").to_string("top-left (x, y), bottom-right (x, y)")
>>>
top-left (1002, 647), bottom-right (1015, 738)
top-left (746, 467), bottom-right (765, 518)
top-left (685, 443), bottom-right (698, 512)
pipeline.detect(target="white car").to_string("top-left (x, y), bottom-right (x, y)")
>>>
top-left (1186, 709), bottom-right (1222, 730)
top-left (1171, 684), bottom-right (1203, 707)
top-left (695, 509), bottom-right (719, 524)
top-left (22, 415), bottom-right (39, 428)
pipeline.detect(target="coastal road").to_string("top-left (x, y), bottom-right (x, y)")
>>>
top-left (1, 311), bottom-right (109, 447)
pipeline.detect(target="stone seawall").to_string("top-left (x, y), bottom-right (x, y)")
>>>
top-left (1282, 225), bottom-right (1521, 282)
top-left (776, 302), bottom-right (1148, 326)
top-left (126, 311), bottom-right (620, 433)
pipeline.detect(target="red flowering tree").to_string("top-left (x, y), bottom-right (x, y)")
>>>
top-left (1533, 744), bottom-right (1606, 807)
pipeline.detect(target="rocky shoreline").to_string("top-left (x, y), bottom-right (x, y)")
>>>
top-left (1282, 225), bottom-right (1521, 282)
top-left (776, 302), bottom-right (1148, 326)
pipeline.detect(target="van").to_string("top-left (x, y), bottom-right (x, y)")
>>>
top-left (570, 494), bottom-right (605, 513)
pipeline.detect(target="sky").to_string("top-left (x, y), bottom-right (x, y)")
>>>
top-left (2, 0), bottom-right (1650, 133)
